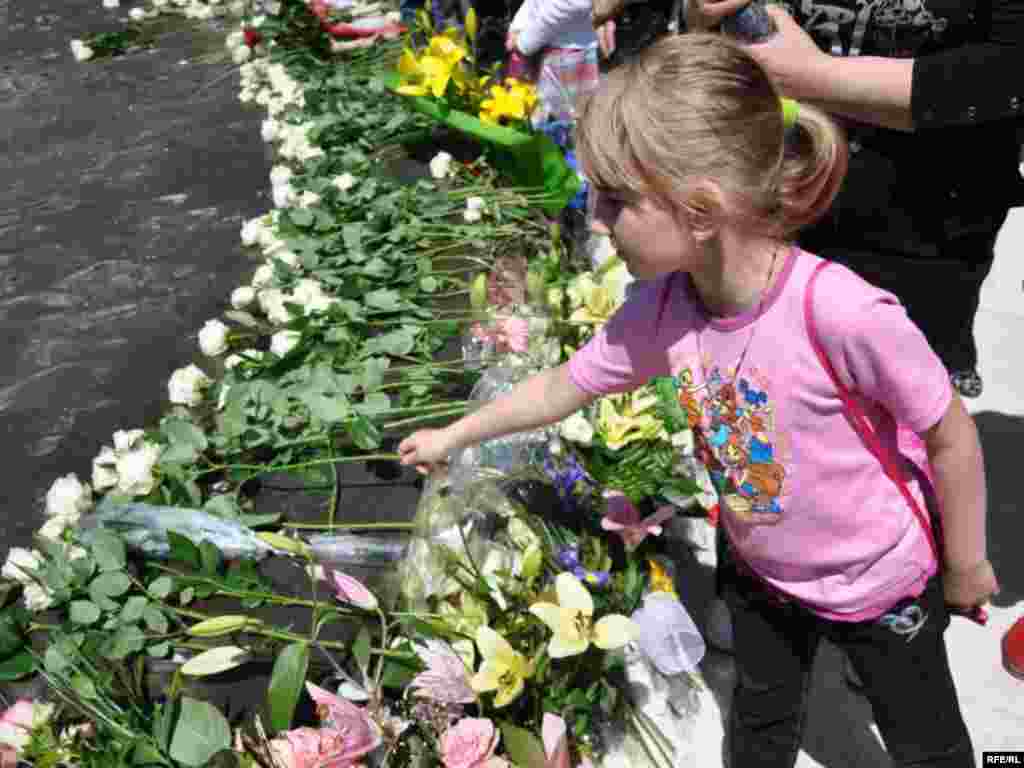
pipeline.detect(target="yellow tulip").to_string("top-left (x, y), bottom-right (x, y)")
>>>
top-left (470, 626), bottom-right (533, 707)
top-left (529, 572), bottom-right (638, 659)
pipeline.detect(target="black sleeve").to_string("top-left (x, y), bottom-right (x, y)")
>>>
top-left (911, 0), bottom-right (1024, 128)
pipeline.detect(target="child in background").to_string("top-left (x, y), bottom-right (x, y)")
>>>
top-left (400, 34), bottom-right (998, 766)
top-left (505, 0), bottom-right (600, 123)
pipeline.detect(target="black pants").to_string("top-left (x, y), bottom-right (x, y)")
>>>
top-left (720, 563), bottom-right (974, 767)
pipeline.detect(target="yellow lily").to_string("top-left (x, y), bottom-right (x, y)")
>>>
top-left (529, 572), bottom-right (638, 659)
top-left (569, 258), bottom-right (632, 326)
top-left (480, 80), bottom-right (538, 124)
top-left (596, 396), bottom-right (663, 451)
top-left (470, 626), bottom-right (533, 707)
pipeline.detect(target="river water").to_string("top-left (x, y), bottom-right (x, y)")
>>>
top-left (1, 0), bottom-right (273, 551)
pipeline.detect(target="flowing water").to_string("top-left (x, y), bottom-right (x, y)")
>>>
top-left (1, 0), bottom-right (273, 551)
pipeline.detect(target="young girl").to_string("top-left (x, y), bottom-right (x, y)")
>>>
top-left (399, 34), bottom-right (999, 767)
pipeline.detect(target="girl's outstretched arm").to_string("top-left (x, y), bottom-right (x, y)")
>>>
top-left (398, 363), bottom-right (596, 473)
top-left (922, 393), bottom-right (1000, 610)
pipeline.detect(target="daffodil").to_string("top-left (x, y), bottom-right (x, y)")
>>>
top-left (470, 626), bottom-right (533, 707)
top-left (479, 80), bottom-right (538, 124)
top-left (529, 572), bottom-right (638, 658)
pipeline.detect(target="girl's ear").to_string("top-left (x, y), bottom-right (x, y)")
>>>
top-left (681, 180), bottom-right (727, 243)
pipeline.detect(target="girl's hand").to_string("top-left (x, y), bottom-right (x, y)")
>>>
top-left (741, 5), bottom-right (832, 101)
top-left (505, 30), bottom-right (521, 53)
top-left (398, 428), bottom-right (456, 474)
top-left (943, 559), bottom-right (999, 614)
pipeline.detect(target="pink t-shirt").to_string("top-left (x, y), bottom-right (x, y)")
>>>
top-left (568, 247), bottom-right (952, 621)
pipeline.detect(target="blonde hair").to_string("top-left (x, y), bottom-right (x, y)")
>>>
top-left (576, 34), bottom-right (847, 237)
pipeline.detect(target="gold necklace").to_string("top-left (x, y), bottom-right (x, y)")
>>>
top-left (695, 244), bottom-right (782, 393)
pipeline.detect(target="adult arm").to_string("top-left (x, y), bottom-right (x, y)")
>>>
top-left (740, 2), bottom-right (1024, 132)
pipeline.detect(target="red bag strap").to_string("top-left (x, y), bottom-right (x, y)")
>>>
top-left (803, 261), bottom-right (940, 559)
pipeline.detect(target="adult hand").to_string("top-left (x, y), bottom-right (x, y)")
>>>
top-left (742, 5), bottom-right (832, 101)
top-left (398, 428), bottom-right (456, 475)
top-left (944, 559), bottom-right (1000, 614)
top-left (686, 0), bottom-right (751, 31)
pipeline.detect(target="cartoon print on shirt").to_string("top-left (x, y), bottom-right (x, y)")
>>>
top-left (780, 0), bottom-right (949, 58)
top-left (672, 363), bottom-right (788, 524)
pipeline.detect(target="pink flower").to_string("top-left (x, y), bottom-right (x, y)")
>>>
top-left (269, 727), bottom-right (370, 768)
top-left (0, 699), bottom-right (53, 766)
top-left (441, 717), bottom-right (507, 768)
top-left (331, 571), bottom-right (379, 611)
top-left (541, 714), bottom-right (594, 768)
top-left (304, 683), bottom-right (381, 760)
top-left (410, 639), bottom-right (476, 704)
top-left (600, 493), bottom-right (676, 551)
top-left (493, 317), bottom-right (529, 354)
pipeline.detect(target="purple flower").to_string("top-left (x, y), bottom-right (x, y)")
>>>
top-left (572, 566), bottom-right (610, 589)
top-left (556, 547), bottom-right (580, 570)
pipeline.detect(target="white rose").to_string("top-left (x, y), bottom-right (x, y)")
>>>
top-left (70, 40), bottom-right (95, 61)
top-left (113, 429), bottom-right (145, 452)
top-left (272, 182), bottom-right (295, 208)
top-left (466, 196), bottom-right (486, 212)
top-left (462, 208), bottom-right (482, 223)
top-left (91, 446), bottom-right (119, 490)
top-left (230, 285), bottom-right (256, 309)
top-left (226, 29), bottom-right (244, 48)
top-left (297, 190), bottom-right (321, 208)
top-left (167, 364), bottom-right (212, 407)
top-left (251, 263), bottom-right (276, 289)
top-left (385, 10), bottom-right (400, 21)
top-left (226, 348), bottom-right (263, 369)
top-left (240, 216), bottom-right (265, 246)
top-left (269, 165), bottom-right (293, 186)
top-left (232, 45), bottom-right (252, 65)
top-left (228, 0), bottom-right (246, 12)
top-left (270, 330), bottom-right (301, 357)
top-left (429, 151), bottom-right (453, 180)
top-left (44, 473), bottom-right (92, 522)
top-left (258, 288), bottom-right (291, 325)
top-left (22, 583), bottom-right (55, 613)
top-left (2, 548), bottom-right (43, 584)
top-left (38, 517), bottom-right (69, 542)
top-left (560, 411), bottom-right (595, 446)
top-left (274, 250), bottom-right (298, 268)
top-left (129, 7), bottom-right (146, 19)
top-left (115, 442), bottom-right (163, 497)
top-left (260, 118), bottom-right (278, 142)
top-left (198, 318), bottom-right (230, 356)
top-left (332, 173), bottom-right (356, 192)
top-left (102, 0), bottom-right (119, 8)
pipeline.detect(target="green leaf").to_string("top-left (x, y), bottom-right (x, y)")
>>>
top-left (121, 596), bottom-right (149, 624)
top-left (143, 605), bottom-right (169, 634)
top-left (91, 530), bottom-right (127, 572)
top-left (352, 628), bottom-right (371, 674)
top-left (103, 624), bottom-right (146, 660)
top-left (132, 741), bottom-right (169, 766)
top-left (199, 541), bottom-right (223, 577)
top-left (289, 208), bottom-right (314, 228)
top-left (71, 672), bottom-right (99, 700)
top-left (266, 642), bottom-right (310, 734)
top-left (419, 276), bottom-right (438, 292)
top-left (148, 641), bottom-right (172, 658)
top-left (0, 613), bottom-right (26, 658)
top-left (348, 415), bottom-right (381, 450)
top-left (0, 650), bottom-right (34, 682)
top-left (364, 289), bottom-right (403, 312)
top-left (342, 222), bottom-right (364, 251)
top-left (167, 531), bottom-right (202, 569)
top-left (160, 418), bottom-right (209, 465)
top-left (203, 494), bottom-right (242, 519)
top-left (169, 697), bottom-right (232, 767)
top-left (354, 392), bottom-right (391, 417)
top-left (89, 571), bottom-right (132, 605)
top-left (499, 722), bottom-right (548, 768)
top-left (70, 600), bottom-right (102, 626)
top-left (148, 576), bottom-right (174, 600)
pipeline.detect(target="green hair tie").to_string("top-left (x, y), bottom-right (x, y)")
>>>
top-left (781, 97), bottom-right (800, 129)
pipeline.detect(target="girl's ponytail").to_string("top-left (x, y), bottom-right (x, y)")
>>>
top-left (775, 102), bottom-right (848, 236)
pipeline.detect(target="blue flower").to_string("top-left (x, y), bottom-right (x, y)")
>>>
top-left (573, 565), bottom-right (610, 588)
top-left (557, 547), bottom-right (581, 570)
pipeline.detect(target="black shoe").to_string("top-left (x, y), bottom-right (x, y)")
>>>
top-left (951, 369), bottom-right (983, 399)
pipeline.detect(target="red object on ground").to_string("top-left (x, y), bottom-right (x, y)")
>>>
top-left (243, 28), bottom-right (263, 47)
top-left (707, 502), bottom-right (720, 527)
top-left (308, 0), bottom-right (406, 39)
top-left (1003, 614), bottom-right (1024, 680)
